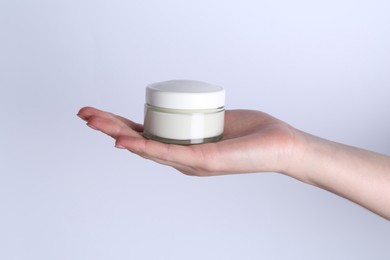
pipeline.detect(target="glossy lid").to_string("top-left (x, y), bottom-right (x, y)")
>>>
top-left (145, 80), bottom-right (225, 110)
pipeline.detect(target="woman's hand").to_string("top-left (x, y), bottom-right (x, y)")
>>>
top-left (77, 106), bottom-right (301, 176)
top-left (78, 106), bottom-right (390, 220)
top-left (78, 107), bottom-right (390, 219)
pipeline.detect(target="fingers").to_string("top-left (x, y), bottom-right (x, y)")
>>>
top-left (113, 114), bottom-right (144, 132)
top-left (78, 106), bottom-right (222, 176)
top-left (78, 106), bottom-right (143, 137)
top-left (116, 135), bottom-right (186, 162)
top-left (115, 136), bottom-right (218, 175)
top-left (87, 115), bottom-right (142, 138)
top-left (77, 106), bottom-right (106, 121)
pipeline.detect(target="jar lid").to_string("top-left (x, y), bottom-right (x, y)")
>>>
top-left (146, 80), bottom-right (225, 110)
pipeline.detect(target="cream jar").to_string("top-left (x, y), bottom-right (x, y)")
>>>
top-left (143, 80), bottom-right (225, 145)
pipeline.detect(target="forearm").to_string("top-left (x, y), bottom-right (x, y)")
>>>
top-left (287, 130), bottom-right (390, 220)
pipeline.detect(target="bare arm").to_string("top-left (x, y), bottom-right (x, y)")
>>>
top-left (77, 106), bottom-right (390, 220)
top-left (291, 132), bottom-right (390, 220)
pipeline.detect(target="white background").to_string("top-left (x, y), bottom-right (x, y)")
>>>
top-left (1, 0), bottom-right (389, 259)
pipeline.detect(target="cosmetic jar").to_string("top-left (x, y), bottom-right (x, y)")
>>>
top-left (143, 80), bottom-right (225, 145)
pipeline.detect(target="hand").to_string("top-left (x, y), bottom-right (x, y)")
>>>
top-left (77, 106), bottom-right (301, 176)
top-left (77, 106), bottom-right (390, 219)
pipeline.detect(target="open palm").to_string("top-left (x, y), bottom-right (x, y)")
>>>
top-left (78, 107), bottom-right (299, 176)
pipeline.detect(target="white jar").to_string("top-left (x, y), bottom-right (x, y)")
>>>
top-left (143, 80), bottom-right (225, 145)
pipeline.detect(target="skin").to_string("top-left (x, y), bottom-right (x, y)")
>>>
top-left (77, 106), bottom-right (390, 220)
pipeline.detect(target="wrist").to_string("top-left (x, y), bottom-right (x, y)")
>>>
top-left (278, 127), bottom-right (321, 183)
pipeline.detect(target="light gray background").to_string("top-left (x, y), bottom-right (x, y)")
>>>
top-left (1, 0), bottom-right (389, 259)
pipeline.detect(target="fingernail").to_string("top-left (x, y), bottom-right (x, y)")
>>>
top-left (77, 113), bottom-right (87, 120)
top-left (87, 123), bottom-right (98, 130)
top-left (115, 144), bottom-right (126, 149)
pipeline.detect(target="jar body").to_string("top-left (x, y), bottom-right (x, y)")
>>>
top-left (143, 104), bottom-right (224, 145)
